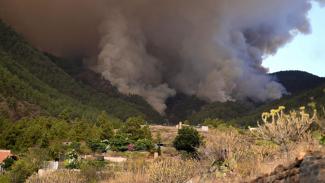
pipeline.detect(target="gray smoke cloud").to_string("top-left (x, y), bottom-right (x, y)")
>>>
top-left (0, 0), bottom-right (318, 113)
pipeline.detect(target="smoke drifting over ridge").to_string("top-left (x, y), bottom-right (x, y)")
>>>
top-left (0, 0), bottom-right (319, 113)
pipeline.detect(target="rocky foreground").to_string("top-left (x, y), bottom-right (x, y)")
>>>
top-left (252, 151), bottom-right (325, 183)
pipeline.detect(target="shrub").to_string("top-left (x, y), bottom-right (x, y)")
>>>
top-left (320, 135), bottom-right (325, 145)
top-left (1, 156), bottom-right (16, 171)
top-left (128, 144), bottom-right (135, 151)
top-left (203, 118), bottom-right (225, 128)
top-left (69, 141), bottom-right (81, 150)
top-left (120, 116), bottom-right (152, 141)
top-left (251, 106), bottom-right (317, 153)
top-left (64, 149), bottom-right (79, 169)
top-left (109, 133), bottom-right (131, 152)
top-left (135, 139), bottom-right (154, 151)
top-left (8, 158), bottom-right (37, 183)
top-left (87, 139), bottom-right (109, 153)
top-left (0, 174), bottom-right (10, 183)
top-left (96, 111), bottom-right (115, 140)
top-left (3, 148), bottom-right (50, 183)
top-left (173, 127), bottom-right (203, 153)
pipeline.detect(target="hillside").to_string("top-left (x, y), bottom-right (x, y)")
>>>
top-left (167, 71), bottom-right (325, 126)
top-left (234, 82), bottom-right (325, 126)
top-left (0, 20), bottom-right (162, 122)
top-left (165, 94), bottom-right (207, 124)
top-left (272, 71), bottom-right (325, 94)
top-left (184, 83), bottom-right (325, 126)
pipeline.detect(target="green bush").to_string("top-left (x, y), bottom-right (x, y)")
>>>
top-left (320, 135), bottom-right (325, 145)
top-left (173, 127), bottom-right (203, 153)
top-left (87, 140), bottom-right (109, 153)
top-left (96, 111), bottom-right (115, 140)
top-left (135, 139), bottom-right (154, 151)
top-left (1, 156), bottom-right (16, 171)
top-left (109, 133), bottom-right (130, 152)
top-left (8, 159), bottom-right (37, 183)
top-left (0, 174), bottom-right (10, 183)
top-left (203, 118), bottom-right (225, 128)
top-left (64, 149), bottom-right (79, 169)
top-left (120, 116), bottom-right (152, 141)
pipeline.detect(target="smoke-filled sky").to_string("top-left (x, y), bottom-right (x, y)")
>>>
top-left (0, 0), bottom-right (322, 113)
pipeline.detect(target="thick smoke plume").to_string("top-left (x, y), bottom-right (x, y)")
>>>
top-left (0, 0), bottom-right (318, 113)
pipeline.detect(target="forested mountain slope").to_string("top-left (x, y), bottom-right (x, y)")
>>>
top-left (0, 20), bottom-right (162, 122)
top-left (272, 71), bottom-right (325, 94)
top-left (167, 71), bottom-right (325, 126)
top-left (234, 82), bottom-right (325, 126)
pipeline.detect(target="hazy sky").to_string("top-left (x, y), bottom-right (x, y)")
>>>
top-left (263, 2), bottom-right (325, 77)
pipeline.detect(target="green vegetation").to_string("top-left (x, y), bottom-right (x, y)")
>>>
top-left (320, 136), bottom-right (325, 145)
top-left (1, 18), bottom-right (325, 128)
top-left (1, 148), bottom-right (50, 183)
top-left (188, 101), bottom-right (256, 125)
top-left (165, 94), bottom-right (207, 123)
top-left (0, 115), bottom-right (155, 182)
top-left (0, 20), bottom-right (161, 122)
top-left (166, 71), bottom-right (325, 126)
top-left (173, 127), bottom-right (203, 154)
top-left (172, 82), bottom-right (325, 127)
top-left (64, 149), bottom-right (80, 169)
top-left (120, 116), bottom-right (152, 141)
top-left (1, 157), bottom-right (15, 171)
top-left (236, 84), bottom-right (325, 126)
top-left (134, 139), bottom-right (154, 151)
top-left (0, 115), bottom-right (154, 154)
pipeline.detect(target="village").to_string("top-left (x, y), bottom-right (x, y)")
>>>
top-left (0, 122), bottom-right (210, 181)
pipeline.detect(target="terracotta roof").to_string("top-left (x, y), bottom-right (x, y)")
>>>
top-left (0, 150), bottom-right (11, 163)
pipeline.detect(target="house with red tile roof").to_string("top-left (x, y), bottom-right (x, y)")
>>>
top-left (0, 150), bottom-right (12, 163)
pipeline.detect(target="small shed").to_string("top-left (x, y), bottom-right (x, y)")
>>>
top-left (201, 126), bottom-right (209, 132)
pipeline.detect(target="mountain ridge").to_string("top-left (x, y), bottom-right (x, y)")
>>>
top-left (271, 70), bottom-right (325, 94)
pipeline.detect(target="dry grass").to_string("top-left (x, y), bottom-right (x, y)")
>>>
top-left (148, 158), bottom-right (199, 183)
top-left (150, 125), bottom-right (178, 145)
top-left (198, 129), bottom-right (258, 181)
top-left (102, 157), bottom-right (150, 183)
top-left (102, 171), bottom-right (149, 183)
top-left (26, 123), bottom-right (323, 183)
top-left (26, 170), bottom-right (86, 183)
top-left (104, 155), bottom-right (199, 183)
top-left (197, 125), bottom-right (322, 182)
